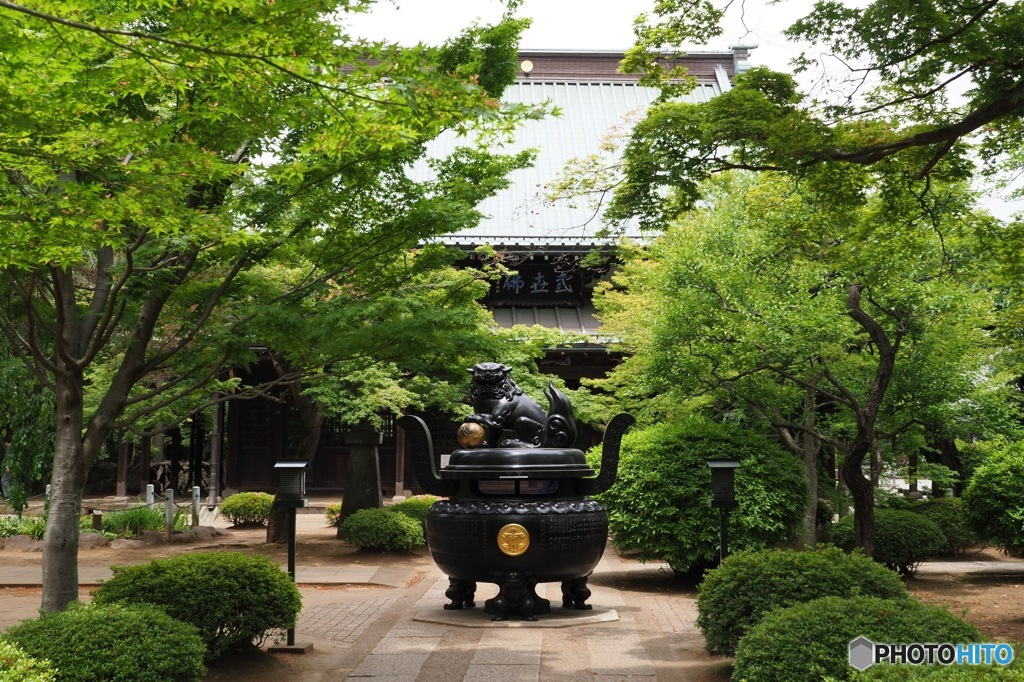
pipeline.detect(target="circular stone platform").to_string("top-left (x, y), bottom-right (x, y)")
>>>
top-left (413, 606), bottom-right (618, 629)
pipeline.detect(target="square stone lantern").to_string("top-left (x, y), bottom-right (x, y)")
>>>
top-left (274, 460), bottom-right (309, 508)
top-left (707, 459), bottom-right (740, 509)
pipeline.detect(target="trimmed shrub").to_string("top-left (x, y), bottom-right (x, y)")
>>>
top-left (733, 596), bottom-right (981, 682)
top-left (341, 508), bottom-right (425, 551)
top-left (92, 551), bottom-right (301, 660)
top-left (697, 546), bottom-right (908, 653)
top-left (832, 508), bottom-right (946, 576)
top-left (390, 495), bottom-right (440, 530)
top-left (963, 442), bottom-right (1024, 553)
top-left (4, 602), bottom-right (205, 682)
top-left (849, 657), bottom-right (1024, 681)
top-left (0, 639), bottom-right (57, 682)
top-left (325, 502), bottom-right (342, 527)
top-left (588, 418), bottom-right (807, 576)
top-left (220, 491), bottom-right (274, 527)
top-left (909, 497), bottom-right (976, 555)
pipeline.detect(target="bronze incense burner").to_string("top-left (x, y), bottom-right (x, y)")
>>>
top-left (398, 363), bottom-right (633, 621)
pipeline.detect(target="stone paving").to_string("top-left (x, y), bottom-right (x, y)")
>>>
top-left (300, 598), bottom-right (402, 644)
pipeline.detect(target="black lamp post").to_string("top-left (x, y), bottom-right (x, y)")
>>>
top-left (707, 459), bottom-right (741, 562)
top-left (271, 460), bottom-right (311, 653)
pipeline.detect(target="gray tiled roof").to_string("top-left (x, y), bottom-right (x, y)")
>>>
top-left (428, 68), bottom-right (731, 249)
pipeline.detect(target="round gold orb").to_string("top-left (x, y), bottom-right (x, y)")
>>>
top-left (457, 422), bottom-right (486, 448)
top-left (497, 523), bottom-right (530, 556)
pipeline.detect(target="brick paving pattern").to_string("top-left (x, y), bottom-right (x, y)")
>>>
top-left (298, 598), bottom-right (400, 643)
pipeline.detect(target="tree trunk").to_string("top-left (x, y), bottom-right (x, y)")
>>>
top-left (799, 435), bottom-right (820, 548)
top-left (841, 447), bottom-right (875, 557)
top-left (337, 424), bottom-right (382, 539)
top-left (41, 375), bottom-right (87, 611)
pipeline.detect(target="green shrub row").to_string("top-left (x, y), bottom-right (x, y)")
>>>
top-left (3, 552), bottom-right (300, 677)
top-left (733, 596), bottom-right (982, 682)
top-left (4, 602), bottom-right (206, 682)
top-left (92, 551), bottom-right (301, 660)
top-left (697, 547), bottom-right (1003, 681)
top-left (697, 546), bottom-right (908, 653)
top-left (220, 491), bottom-right (275, 527)
top-left (847, 653), bottom-right (1024, 681)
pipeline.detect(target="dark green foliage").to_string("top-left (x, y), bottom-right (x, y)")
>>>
top-left (389, 495), bottom-right (440, 530)
top-left (733, 596), bottom-right (981, 682)
top-left (220, 491), bottom-right (275, 527)
top-left (963, 443), bottom-right (1024, 553)
top-left (341, 508), bottom-right (425, 552)
top-left (697, 546), bottom-right (907, 653)
top-left (437, 13), bottom-right (530, 98)
top-left (0, 356), bottom-right (55, 511)
top-left (588, 418), bottom-right (807, 576)
top-left (0, 639), bottom-right (56, 682)
top-left (875, 490), bottom-right (917, 511)
top-left (832, 509), bottom-right (946, 576)
top-left (908, 498), bottom-right (976, 556)
top-left (92, 552), bottom-right (301, 660)
top-left (4, 602), bottom-right (205, 682)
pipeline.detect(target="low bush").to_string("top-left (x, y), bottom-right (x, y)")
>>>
top-left (909, 497), bottom-right (976, 555)
top-left (79, 506), bottom-right (188, 538)
top-left (325, 502), bottom-right (342, 527)
top-left (4, 602), bottom-right (205, 682)
top-left (832, 508), bottom-right (946, 576)
top-left (588, 418), bottom-right (807, 577)
top-left (733, 596), bottom-right (981, 682)
top-left (92, 551), bottom-right (301, 660)
top-left (697, 546), bottom-right (907, 653)
top-left (849, 657), bottom-right (1024, 681)
top-left (0, 515), bottom-right (46, 540)
top-left (341, 508), bottom-right (425, 551)
top-left (390, 495), bottom-right (440, 530)
top-left (220, 491), bottom-right (274, 527)
top-left (963, 442), bottom-right (1024, 553)
top-left (0, 639), bottom-right (57, 682)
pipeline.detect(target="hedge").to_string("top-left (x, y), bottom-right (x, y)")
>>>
top-left (697, 546), bottom-right (907, 653)
top-left (4, 602), bottom-right (205, 681)
top-left (733, 596), bottom-right (981, 682)
top-left (92, 551), bottom-right (300, 660)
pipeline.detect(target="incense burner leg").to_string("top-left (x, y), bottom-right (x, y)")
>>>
top-left (443, 578), bottom-right (477, 610)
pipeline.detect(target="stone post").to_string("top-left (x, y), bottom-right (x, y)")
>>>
top-left (338, 424), bottom-right (382, 536)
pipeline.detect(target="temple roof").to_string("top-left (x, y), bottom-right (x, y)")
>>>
top-left (424, 50), bottom-right (740, 251)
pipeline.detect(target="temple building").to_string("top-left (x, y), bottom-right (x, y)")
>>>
top-left (102, 47), bottom-right (753, 498)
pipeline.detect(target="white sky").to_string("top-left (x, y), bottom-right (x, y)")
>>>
top-left (345, 0), bottom-right (803, 70)
top-left (346, 0), bottom-right (1019, 219)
